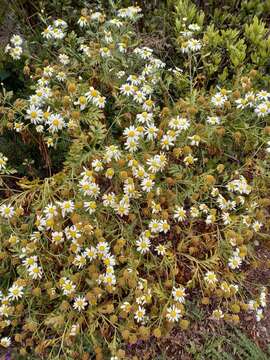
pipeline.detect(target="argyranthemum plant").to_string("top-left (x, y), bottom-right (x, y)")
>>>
top-left (0, 4), bottom-right (270, 359)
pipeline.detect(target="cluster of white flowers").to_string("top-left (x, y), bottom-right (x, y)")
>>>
top-left (42, 19), bottom-right (67, 40)
top-left (0, 279), bottom-right (26, 349)
top-left (121, 279), bottom-right (153, 324)
top-left (85, 86), bottom-right (106, 108)
top-left (210, 89), bottom-right (270, 154)
top-left (165, 285), bottom-right (187, 323)
top-left (179, 21), bottom-right (202, 53)
top-left (5, 34), bottom-right (23, 59)
top-left (227, 176), bottom-right (252, 194)
top-left (234, 90), bottom-right (270, 117)
top-left (117, 6), bottom-right (142, 19)
top-left (235, 90), bottom-right (270, 153)
top-left (205, 273), bottom-right (268, 323)
top-left (21, 254), bottom-right (43, 280)
top-left (181, 38), bottom-right (202, 53)
top-left (248, 287), bottom-right (267, 321)
top-left (1, 6), bottom-right (269, 349)
top-left (33, 190), bottom-right (117, 288)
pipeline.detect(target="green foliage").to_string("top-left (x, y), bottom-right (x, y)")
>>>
top-left (173, 0), bottom-right (205, 33)
top-left (187, 328), bottom-right (270, 360)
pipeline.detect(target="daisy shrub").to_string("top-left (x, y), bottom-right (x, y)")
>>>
top-left (0, 4), bottom-right (269, 359)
